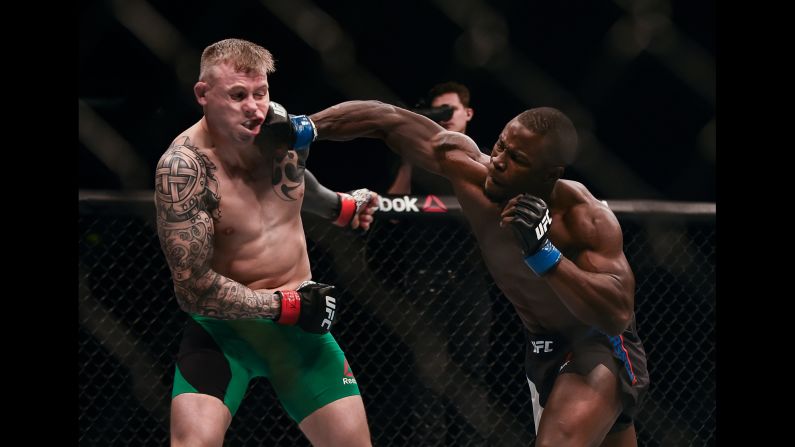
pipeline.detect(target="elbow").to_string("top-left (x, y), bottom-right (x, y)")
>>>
top-left (351, 100), bottom-right (396, 117)
top-left (370, 100), bottom-right (396, 112)
top-left (598, 277), bottom-right (634, 335)
top-left (366, 99), bottom-right (406, 115)
top-left (175, 293), bottom-right (194, 314)
top-left (602, 297), bottom-right (633, 336)
top-left (374, 101), bottom-right (402, 124)
top-left (174, 284), bottom-right (200, 315)
top-left (603, 311), bottom-right (632, 336)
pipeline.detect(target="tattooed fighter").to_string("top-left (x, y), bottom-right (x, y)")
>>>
top-left (154, 39), bottom-right (376, 447)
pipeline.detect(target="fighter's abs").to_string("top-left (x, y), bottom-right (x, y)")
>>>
top-left (212, 175), bottom-right (308, 285)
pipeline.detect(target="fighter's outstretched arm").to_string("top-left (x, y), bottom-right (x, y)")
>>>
top-left (311, 101), bottom-right (449, 177)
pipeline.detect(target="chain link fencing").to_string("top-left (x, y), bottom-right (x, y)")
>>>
top-left (78, 193), bottom-right (714, 446)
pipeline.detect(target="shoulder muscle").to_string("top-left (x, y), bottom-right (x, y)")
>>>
top-left (155, 137), bottom-right (220, 221)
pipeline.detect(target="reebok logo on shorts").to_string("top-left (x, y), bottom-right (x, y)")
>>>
top-left (342, 358), bottom-right (357, 385)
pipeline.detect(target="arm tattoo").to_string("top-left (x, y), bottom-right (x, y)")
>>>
top-left (155, 137), bottom-right (281, 319)
top-left (156, 136), bottom-right (220, 221)
top-left (272, 149), bottom-right (306, 201)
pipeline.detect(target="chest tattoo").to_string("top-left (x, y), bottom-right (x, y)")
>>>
top-left (271, 149), bottom-right (306, 201)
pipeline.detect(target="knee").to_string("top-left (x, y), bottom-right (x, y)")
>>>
top-left (171, 429), bottom-right (224, 447)
top-left (170, 394), bottom-right (230, 446)
top-left (535, 425), bottom-right (580, 447)
top-left (332, 419), bottom-right (372, 447)
top-left (171, 421), bottom-right (226, 447)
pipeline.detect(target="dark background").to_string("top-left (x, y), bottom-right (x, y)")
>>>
top-left (79, 0), bottom-right (715, 201)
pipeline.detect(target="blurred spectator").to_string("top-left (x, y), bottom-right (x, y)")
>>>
top-left (387, 81), bottom-right (478, 196)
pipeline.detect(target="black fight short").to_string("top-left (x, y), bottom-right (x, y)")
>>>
top-left (524, 314), bottom-right (649, 434)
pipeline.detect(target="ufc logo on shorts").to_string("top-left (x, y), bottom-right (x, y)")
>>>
top-left (322, 296), bottom-right (336, 330)
top-left (531, 340), bottom-right (553, 353)
top-left (535, 210), bottom-right (552, 240)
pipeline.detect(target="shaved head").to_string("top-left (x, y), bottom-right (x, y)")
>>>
top-left (199, 38), bottom-right (276, 84)
top-left (515, 107), bottom-right (578, 167)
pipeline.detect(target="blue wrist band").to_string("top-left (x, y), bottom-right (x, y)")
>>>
top-left (523, 239), bottom-right (562, 275)
top-left (290, 115), bottom-right (317, 152)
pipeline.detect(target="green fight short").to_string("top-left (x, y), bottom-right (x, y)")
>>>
top-left (171, 314), bottom-right (360, 423)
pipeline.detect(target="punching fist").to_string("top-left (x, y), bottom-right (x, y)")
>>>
top-left (276, 281), bottom-right (338, 334)
top-left (334, 189), bottom-right (380, 231)
top-left (260, 101), bottom-right (317, 153)
top-left (501, 194), bottom-right (562, 275)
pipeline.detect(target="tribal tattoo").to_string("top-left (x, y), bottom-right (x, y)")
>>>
top-left (156, 136), bottom-right (221, 220)
top-left (272, 149), bottom-right (307, 201)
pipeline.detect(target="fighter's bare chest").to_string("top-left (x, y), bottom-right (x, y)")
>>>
top-left (206, 154), bottom-right (306, 236)
top-left (214, 172), bottom-right (303, 218)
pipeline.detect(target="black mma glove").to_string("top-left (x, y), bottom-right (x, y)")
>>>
top-left (261, 101), bottom-right (317, 153)
top-left (275, 281), bottom-right (337, 334)
top-left (503, 194), bottom-right (562, 275)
